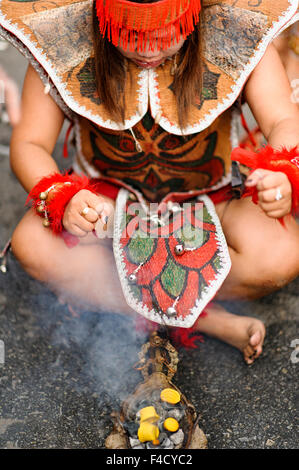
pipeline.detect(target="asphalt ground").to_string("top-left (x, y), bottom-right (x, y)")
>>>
top-left (0, 42), bottom-right (298, 450)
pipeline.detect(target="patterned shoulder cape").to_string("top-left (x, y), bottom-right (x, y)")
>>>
top-left (0, 0), bottom-right (297, 135)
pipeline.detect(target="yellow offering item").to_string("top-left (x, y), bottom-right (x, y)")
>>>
top-left (164, 417), bottom-right (179, 433)
top-left (139, 406), bottom-right (160, 423)
top-left (160, 388), bottom-right (181, 404)
top-left (138, 422), bottom-right (160, 443)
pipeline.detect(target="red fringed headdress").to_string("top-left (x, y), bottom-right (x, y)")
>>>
top-left (96, 0), bottom-right (202, 51)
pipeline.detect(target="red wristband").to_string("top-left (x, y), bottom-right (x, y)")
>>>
top-left (27, 172), bottom-right (99, 234)
top-left (231, 145), bottom-right (299, 216)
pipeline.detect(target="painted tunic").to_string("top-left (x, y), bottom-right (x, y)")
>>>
top-left (74, 108), bottom-right (234, 202)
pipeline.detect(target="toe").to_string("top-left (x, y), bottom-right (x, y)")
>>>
top-left (253, 344), bottom-right (263, 359)
top-left (249, 329), bottom-right (262, 348)
top-left (244, 354), bottom-right (254, 365)
top-left (244, 324), bottom-right (265, 365)
top-left (244, 344), bottom-right (255, 358)
top-left (243, 344), bottom-right (256, 364)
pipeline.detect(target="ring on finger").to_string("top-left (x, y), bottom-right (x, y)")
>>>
top-left (275, 187), bottom-right (283, 201)
top-left (81, 206), bottom-right (90, 216)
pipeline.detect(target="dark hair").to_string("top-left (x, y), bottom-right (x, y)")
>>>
top-left (92, 0), bottom-right (203, 129)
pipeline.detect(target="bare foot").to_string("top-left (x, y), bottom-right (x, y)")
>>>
top-left (194, 303), bottom-right (266, 365)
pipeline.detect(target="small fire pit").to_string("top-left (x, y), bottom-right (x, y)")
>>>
top-left (105, 331), bottom-right (207, 449)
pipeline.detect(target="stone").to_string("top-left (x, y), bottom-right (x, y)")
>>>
top-left (129, 437), bottom-right (140, 447)
top-left (160, 438), bottom-right (174, 449)
top-left (170, 429), bottom-right (184, 446)
top-left (168, 408), bottom-right (184, 420)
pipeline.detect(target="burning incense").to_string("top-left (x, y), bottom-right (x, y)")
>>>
top-left (105, 331), bottom-right (208, 449)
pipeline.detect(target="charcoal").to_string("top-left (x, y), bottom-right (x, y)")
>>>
top-left (160, 437), bottom-right (174, 449)
top-left (123, 421), bottom-right (139, 437)
top-left (161, 401), bottom-right (175, 410)
top-left (146, 442), bottom-right (160, 449)
top-left (158, 432), bottom-right (167, 444)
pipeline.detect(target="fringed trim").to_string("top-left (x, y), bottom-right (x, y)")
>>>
top-left (27, 172), bottom-right (99, 234)
top-left (96, 0), bottom-right (201, 51)
top-left (168, 325), bottom-right (205, 350)
top-left (231, 145), bottom-right (299, 220)
top-left (134, 314), bottom-right (205, 350)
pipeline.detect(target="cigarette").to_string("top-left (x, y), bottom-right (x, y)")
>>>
top-left (102, 214), bottom-right (108, 231)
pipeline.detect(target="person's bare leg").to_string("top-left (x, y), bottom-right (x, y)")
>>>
top-left (216, 198), bottom-right (299, 300)
top-left (11, 209), bottom-right (136, 317)
top-left (193, 197), bottom-right (299, 364)
top-left (11, 200), bottom-right (299, 364)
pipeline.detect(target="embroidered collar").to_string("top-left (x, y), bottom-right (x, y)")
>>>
top-left (0, 0), bottom-right (297, 134)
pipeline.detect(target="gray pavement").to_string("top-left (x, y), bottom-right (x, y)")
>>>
top-left (0, 43), bottom-right (298, 449)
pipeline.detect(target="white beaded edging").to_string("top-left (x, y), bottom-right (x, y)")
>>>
top-left (0, 0), bottom-right (149, 131)
top-left (148, 1), bottom-right (298, 135)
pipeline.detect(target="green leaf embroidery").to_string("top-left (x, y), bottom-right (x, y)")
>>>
top-left (161, 259), bottom-right (186, 298)
top-left (127, 233), bottom-right (155, 264)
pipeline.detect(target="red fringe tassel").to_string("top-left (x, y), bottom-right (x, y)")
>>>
top-left (96, 0), bottom-right (201, 52)
top-left (134, 313), bottom-right (207, 350)
top-left (231, 145), bottom-right (299, 220)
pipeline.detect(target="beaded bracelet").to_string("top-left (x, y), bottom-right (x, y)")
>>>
top-left (36, 181), bottom-right (72, 227)
top-left (27, 173), bottom-right (99, 234)
top-left (36, 182), bottom-right (72, 227)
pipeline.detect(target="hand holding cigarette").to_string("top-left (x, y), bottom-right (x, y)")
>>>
top-left (63, 189), bottom-right (114, 237)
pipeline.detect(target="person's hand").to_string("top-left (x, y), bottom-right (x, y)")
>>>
top-left (0, 66), bottom-right (20, 126)
top-left (245, 169), bottom-right (292, 218)
top-left (62, 190), bottom-right (114, 237)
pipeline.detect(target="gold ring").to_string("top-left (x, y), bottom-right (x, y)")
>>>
top-left (81, 206), bottom-right (89, 216)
